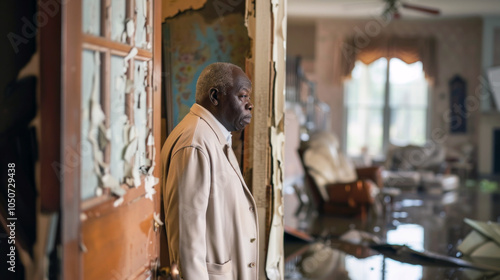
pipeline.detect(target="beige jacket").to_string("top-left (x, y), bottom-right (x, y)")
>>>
top-left (161, 104), bottom-right (259, 280)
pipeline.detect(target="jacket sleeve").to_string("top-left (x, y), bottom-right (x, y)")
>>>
top-left (164, 146), bottom-right (211, 280)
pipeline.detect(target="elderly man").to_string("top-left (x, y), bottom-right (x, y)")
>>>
top-left (161, 62), bottom-right (258, 279)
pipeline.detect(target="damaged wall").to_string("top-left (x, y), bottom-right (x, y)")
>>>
top-left (162, 1), bottom-right (249, 129)
top-left (244, 0), bottom-right (286, 279)
top-left (162, 0), bottom-right (207, 19)
top-left (161, 0), bottom-right (286, 278)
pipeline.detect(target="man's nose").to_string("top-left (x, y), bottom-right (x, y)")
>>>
top-left (246, 101), bottom-right (253, 111)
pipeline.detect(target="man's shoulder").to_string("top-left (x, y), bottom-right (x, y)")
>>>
top-left (162, 113), bottom-right (218, 155)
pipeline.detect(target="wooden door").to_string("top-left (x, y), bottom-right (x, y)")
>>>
top-left (60, 0), bottom-right (162, 279)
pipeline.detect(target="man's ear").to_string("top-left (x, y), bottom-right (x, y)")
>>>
top-left (209, 88), bottom-right (218, 105)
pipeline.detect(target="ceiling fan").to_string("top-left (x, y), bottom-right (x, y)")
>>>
top-left (343, 0), bottom-right (441, 19)
top-left (382, 0), bottom-right (441, 19)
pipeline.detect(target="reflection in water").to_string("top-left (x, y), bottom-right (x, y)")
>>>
top-left (345, 255), bottom-right (384, 280)
top-left (398, 199), bottom-right (424, 208)
top-left (285, 186), bottom-right (500, 279)
top-left (387, 224), bottom-right (424, 251)
top-left (345, 224), bottom-right (424, 280)
top-left (385, 224), bottom-right (424, 280)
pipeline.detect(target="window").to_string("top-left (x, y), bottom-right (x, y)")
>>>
top-left (344, 57), bottom-right (429, 158)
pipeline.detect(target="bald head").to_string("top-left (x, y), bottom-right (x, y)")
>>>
top-left (195, 62), bottom-right (239, 104)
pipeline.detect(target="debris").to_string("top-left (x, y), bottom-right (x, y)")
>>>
top-left (370, 244), bottom-right (500, 272)
top-left (458, 218), bottom-right (500, 258)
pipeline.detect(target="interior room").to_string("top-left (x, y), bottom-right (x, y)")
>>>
top-left (1, 0), bottom-right (288, 279)
top-left (1, 0), bottom-right (500, 279)
top-left (283, 0), bottom-right (500, 279)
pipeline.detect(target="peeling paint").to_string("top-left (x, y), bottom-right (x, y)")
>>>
top-left (126, 19), bottom-right (135, 39)
top-left (162, 0), bottom-right (207, 19)
top-left (124, 47), bottom-right (138, 67)
top-left (124, 136), bottom-right (138, 162)
top-left (144, 134), bottom-right (159, 201)
top-left (267, 126), bottom-right (285, 280)
top-left (267, 0), bottom-right (287, 278)
top-left (244, 0), bottom-right (286, 278)
top-left (144, 175), bottom-right (158, 201)
top-left (244, 0), bottom-right (256, 42)
top-left (84, 52), bottom-right (125, 198)
top-left (135, 0), bottom-right (148, 48)
top-left (115, 47), bottom-right (154, 191)
top-left (113, 197), bottom-right (124, 207)
top-left (102, 173), bottom-right (125, 196)
top-left (95, 187), bottom-right (103, 197)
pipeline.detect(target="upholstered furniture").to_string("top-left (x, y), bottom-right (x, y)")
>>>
top-left (298, 132), bottom-right (382, 215)
top-left (383, 143), bottom-right (459, 191)
top-left (385, 143), bottom-right (446, 173)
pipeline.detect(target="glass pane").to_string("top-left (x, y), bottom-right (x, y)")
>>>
top-left (345, 58), bottom-right (386, 107)
top-left (366, 58), bottom-right (387, 107)
top-left (390, 108), bottom-right (427, 146)
top-left (346, 108), bottom-right (384, 157)
top-left (389, 59), bottom-right (428, 107)
top-left (345, 58), bottom-right (386, 157)
top-left (344, 62), bottom-right (362, 106)
top-left (82, 0), bottom-right (101, 36)
top-left (111, 0), bottom-right (127, 42)
top-left (134, 60), bottom-right (149, 170)
top-left (135, 0), bottom-right (148, 48)
top-left (109, 56), bottom-right (127, 181)
top-left (81, 50), bottom-right (101, 200)
top-left (389, 58), bottom-right (428, 146)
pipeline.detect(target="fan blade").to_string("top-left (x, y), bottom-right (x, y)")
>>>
top-left (401, 3), bottom-right (441, 15)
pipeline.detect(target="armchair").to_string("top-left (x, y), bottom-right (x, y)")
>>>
top-left (298, 132), bottom-right (383, 215)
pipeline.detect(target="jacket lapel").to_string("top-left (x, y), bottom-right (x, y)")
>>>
top-left (223, 144), bottom-right (249, 190)
top-left (190, 104), bottom-right (252, 194)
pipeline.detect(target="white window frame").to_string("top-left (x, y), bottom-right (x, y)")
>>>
top-left (342, 58), bottom-right (431, 161)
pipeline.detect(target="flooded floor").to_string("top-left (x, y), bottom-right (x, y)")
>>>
top-left (284, 186), bottom-right (500, 280)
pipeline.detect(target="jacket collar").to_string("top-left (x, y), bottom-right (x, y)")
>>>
top-left (190, 104), bottom-right (251, 192)
top-left (190, 103), bottom-right (228, 146)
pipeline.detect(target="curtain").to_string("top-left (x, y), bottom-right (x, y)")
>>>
top-left (339, 36), bottom-right (437, 84)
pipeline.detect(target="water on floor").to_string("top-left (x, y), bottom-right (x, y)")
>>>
top-left (284, 186), bottom-right (500, 280)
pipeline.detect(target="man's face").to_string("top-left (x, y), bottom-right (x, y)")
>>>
top-left (218, 68), bottom-right (253, 131)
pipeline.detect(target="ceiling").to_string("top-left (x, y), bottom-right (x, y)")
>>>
top-left (287, 0), bottom-right (500, 19)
